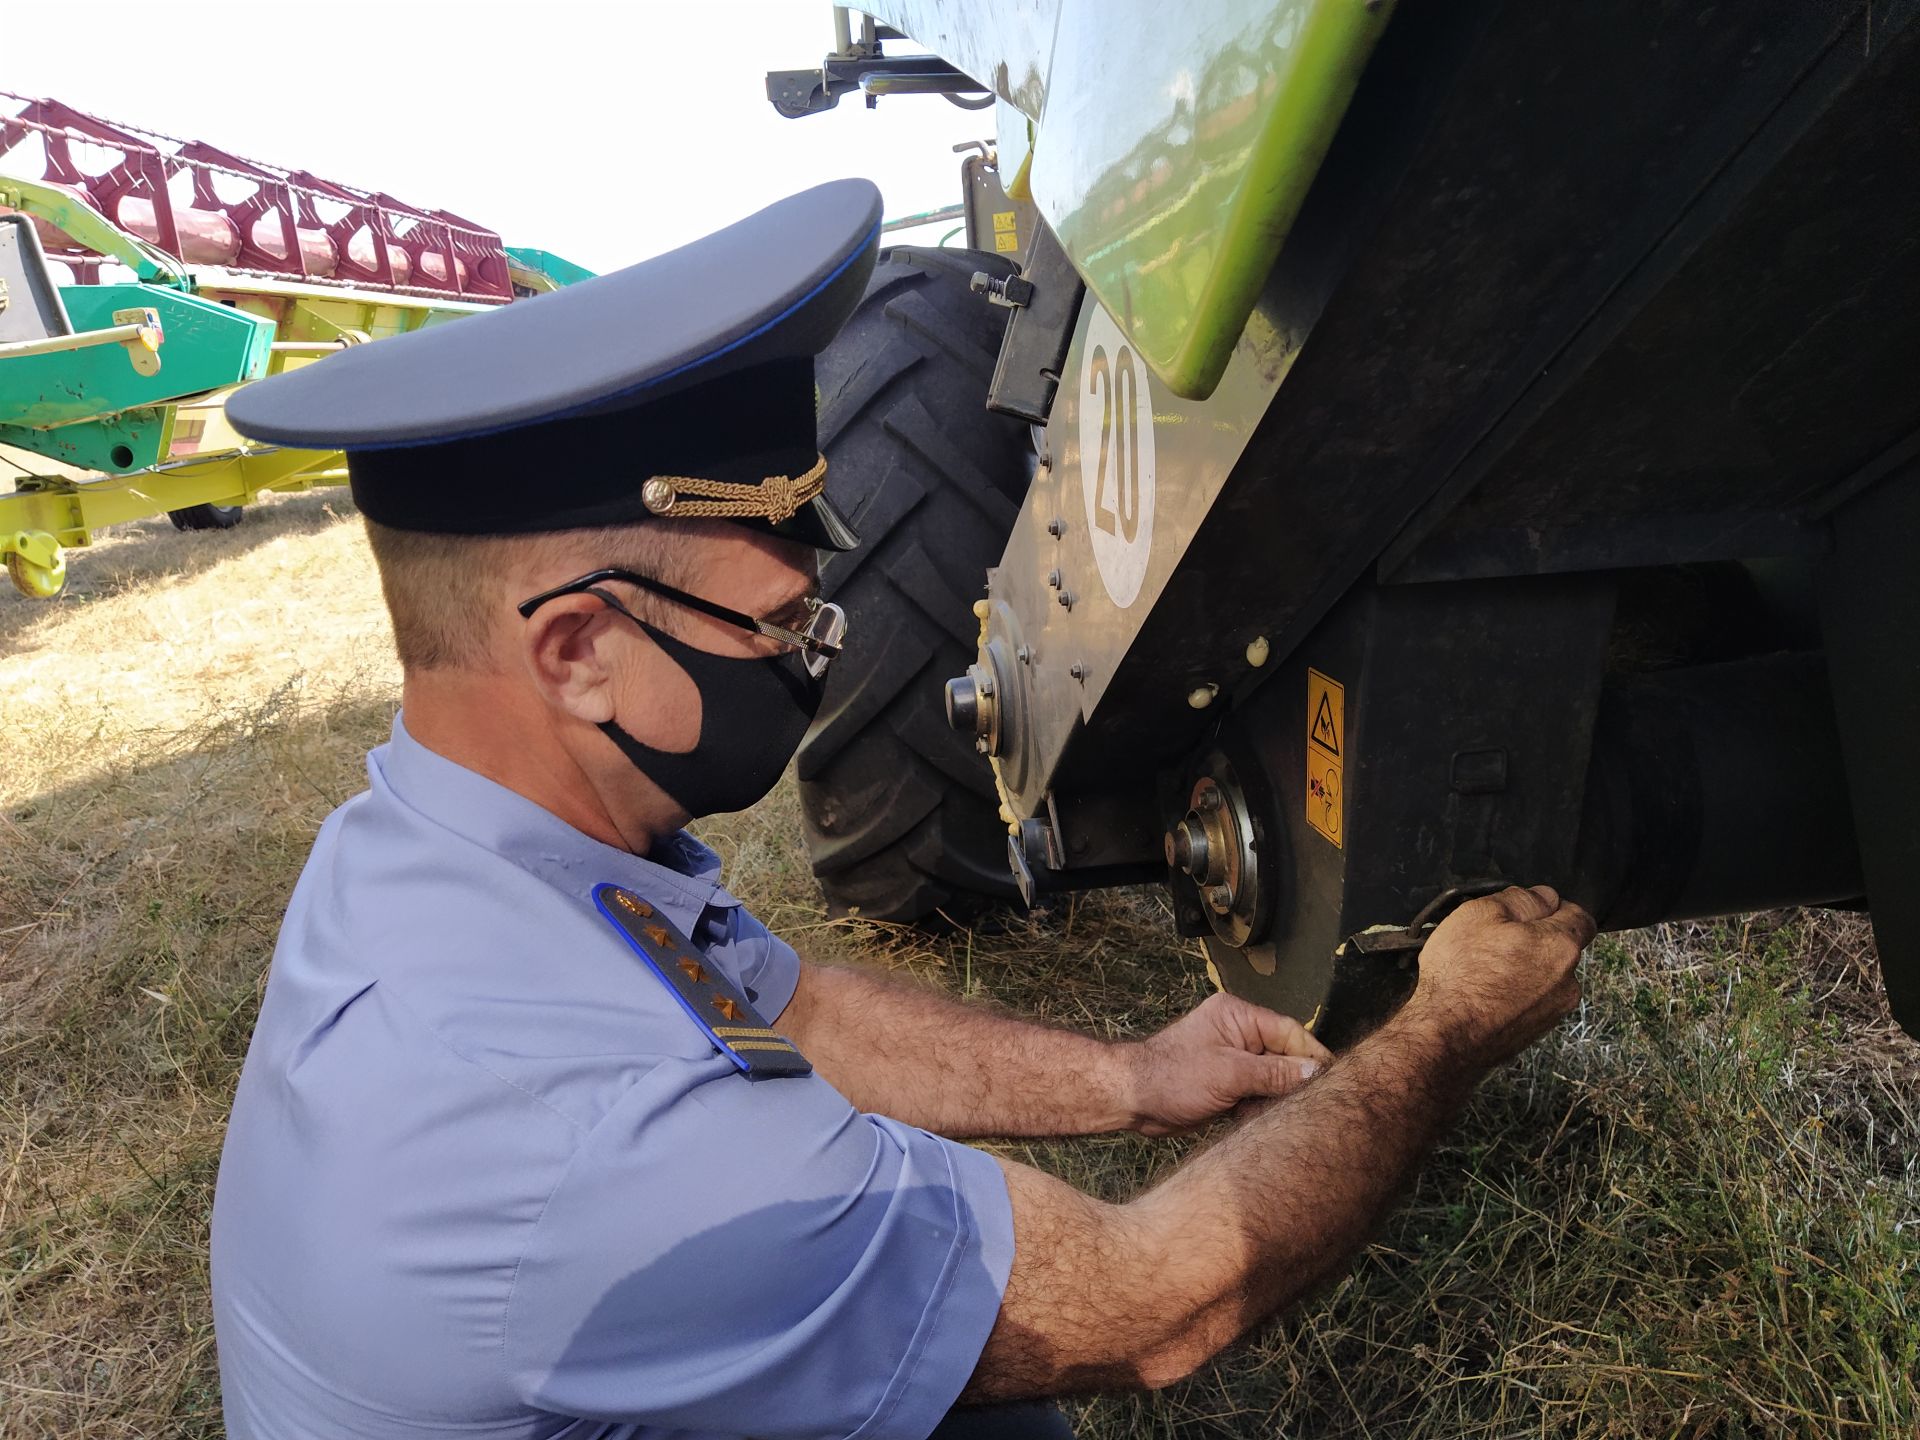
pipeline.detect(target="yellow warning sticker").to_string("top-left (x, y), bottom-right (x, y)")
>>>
top-left (992, 210), bottom-right (1018, 232)
top-left (993, 231), bottom-right (1019, 252)
top-left (1305, 668), bottom-right (1345, 847)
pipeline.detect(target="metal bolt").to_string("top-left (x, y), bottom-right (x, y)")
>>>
top-left (970, 270), bottom-right (1035, 308)
top-left (1168, 818), bottom-right (1209, 877)
top-left (1057, 589), bottom-right (1073, 609)
top-left (1069, 661), bottom-right (1086, 680)
top-left (1204, 883), bottom-right (1235, 913)
top-left (1197, 787), bottom-right (1223, 814)
top-left (1016, 644), bottom-right (1032, 664)
top-left (1047, 516), bottom-right (1065, 538)
top-left (1046, 568), bottom-right (1062, 588)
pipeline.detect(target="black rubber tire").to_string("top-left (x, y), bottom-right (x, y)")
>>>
top-left (797, 246), bottom-right (1036, 923)
top-left (168, 502), bottom-right (244, 531)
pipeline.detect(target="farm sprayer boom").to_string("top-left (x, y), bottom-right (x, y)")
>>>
top-left (0, 93), bottom-right (586, 598)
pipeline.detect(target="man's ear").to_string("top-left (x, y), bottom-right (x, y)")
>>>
top-left (519, 593), bottom-right (626, 724)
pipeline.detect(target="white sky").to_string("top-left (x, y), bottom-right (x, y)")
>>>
top-left (1, 0), bottom-right (991, 273)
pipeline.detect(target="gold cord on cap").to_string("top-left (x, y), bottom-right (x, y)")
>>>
top-left (641, 454), bottom-right (829, 523)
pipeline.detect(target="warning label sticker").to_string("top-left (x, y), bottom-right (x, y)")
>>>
top-left (1305, 668), bottom-right (1345, 847)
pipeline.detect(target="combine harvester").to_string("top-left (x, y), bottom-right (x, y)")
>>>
top-left (0, 93), bottom-right (587, 598)
top-left (767, 3), bottom-right (1920, 1044)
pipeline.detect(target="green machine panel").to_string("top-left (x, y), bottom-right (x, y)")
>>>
top-left (860, 0), bottom-right (1395, 400)
top-left (1031, 0), bottom-right (1394, 399)
top-left (0, 283), bottom-right (274, 470)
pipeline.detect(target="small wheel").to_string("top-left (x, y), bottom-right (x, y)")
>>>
top-left (6, 547), bottom-right (67, 599)
top-left (168, 502), bottom-right (245, 531)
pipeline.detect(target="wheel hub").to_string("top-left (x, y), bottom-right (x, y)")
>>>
top-left (1166, 753), bottom-right (1273, 950)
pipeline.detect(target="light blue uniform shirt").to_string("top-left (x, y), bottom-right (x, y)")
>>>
top-left (211, 717), bottom-right (1014, 1440)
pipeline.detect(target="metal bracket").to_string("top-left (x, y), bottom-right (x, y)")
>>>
top-left (985, 222), bottom-right (1085, 423)
top-left (767, 52), bottom-right (988, 118)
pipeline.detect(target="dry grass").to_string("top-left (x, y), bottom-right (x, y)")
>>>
top-left (3, 494), bottom-right (1917, 1437)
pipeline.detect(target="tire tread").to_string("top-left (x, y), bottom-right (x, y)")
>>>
top-left (798, 247), bottom-right (1034, 921)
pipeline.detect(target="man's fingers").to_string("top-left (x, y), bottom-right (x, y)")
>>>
top-left (1532, 900), bottom-right (1597, 952)
top-left (1483, 884), bottom-right (1558, 924)
top-left (1234, 1000), bottom-right (1334, 1063)
top-left (1245, 1053), bottom-right (1322, 1098)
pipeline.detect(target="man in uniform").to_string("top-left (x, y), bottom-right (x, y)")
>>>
top-left (212, 179), bottom-right (1593, 1439)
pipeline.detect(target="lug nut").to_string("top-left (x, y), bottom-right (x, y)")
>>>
top-left (1204, 883), bottom-right (1235, 913)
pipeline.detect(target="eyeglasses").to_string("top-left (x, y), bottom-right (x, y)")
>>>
top-left (516, 567), bottom-right (848, 679)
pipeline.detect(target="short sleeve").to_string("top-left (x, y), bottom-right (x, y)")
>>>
top-left (720, 904), bottom-right (801, 1021)
top-left (503, 1062), bottom-right (1014, 1439)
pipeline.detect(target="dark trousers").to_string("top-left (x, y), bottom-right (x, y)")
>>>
top-left (927, 1402), bottom-right (1075, 1438)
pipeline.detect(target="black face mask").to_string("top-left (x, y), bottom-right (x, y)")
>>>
top-left (599, 618), bottom-right (823, 818)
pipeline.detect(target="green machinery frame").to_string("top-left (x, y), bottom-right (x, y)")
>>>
top-left (0, 175), bottom-right (580, 598)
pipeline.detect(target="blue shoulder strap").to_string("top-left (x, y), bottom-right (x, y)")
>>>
top-left (592, 882), bottom-right (813, 1080)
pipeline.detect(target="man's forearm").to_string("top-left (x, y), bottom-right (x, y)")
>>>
top-left (1126, 994), bottom-right (1477, 1370)
top-left (775, 960), bottom-right (1140, 1137)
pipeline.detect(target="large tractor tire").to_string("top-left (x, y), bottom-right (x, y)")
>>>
top-left (798, 246), bottom-right (1036, 923)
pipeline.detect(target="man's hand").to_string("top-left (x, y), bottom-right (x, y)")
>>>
top-left (1407, 884), bottom-right (1596, 1066)
top-left (1125, 992), bottom-right (1333, 1136)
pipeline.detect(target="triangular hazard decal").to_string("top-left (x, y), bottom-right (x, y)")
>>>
top-left (1310, 692), bottom-right (1341, 757)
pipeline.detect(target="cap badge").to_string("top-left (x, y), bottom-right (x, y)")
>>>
top-left (641, 478), bottom-right (678, 515)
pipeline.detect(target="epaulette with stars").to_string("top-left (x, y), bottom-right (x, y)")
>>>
top-left (592, 882), bottom-right (812, 1080)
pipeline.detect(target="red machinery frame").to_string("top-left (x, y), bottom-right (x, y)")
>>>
top-left (0, 93), bottom-right (512, 302)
